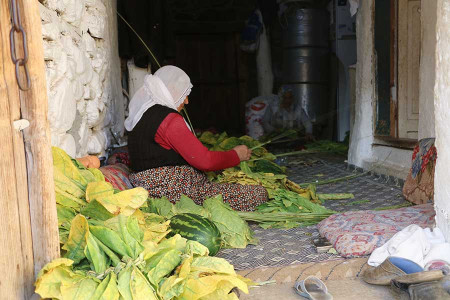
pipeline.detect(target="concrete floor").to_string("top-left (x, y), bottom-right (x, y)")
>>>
top-left (236, 258), bottom-right (408, 300)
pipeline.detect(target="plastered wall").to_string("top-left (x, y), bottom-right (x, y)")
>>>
top-left (434, 0), bottom-right (450, 240)
top-left (348, 0), bottom-right (438, 178)
top-left (39, 0), bottom-right (124, 158)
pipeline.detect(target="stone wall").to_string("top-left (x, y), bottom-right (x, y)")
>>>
top-left (39, 0), bottom-right (124, 158)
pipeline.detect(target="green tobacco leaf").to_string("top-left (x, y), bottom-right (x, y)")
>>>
top-left (130, 267), bottom-right (159, 300)
top-left (90, 234), bottom-right (121, 267)
top-left (146, 248), bottom-right (182, 285)
top-left (81, 199), bottom-right (114, 221)
top-left (89, 225), bottom-right (132, 258)
top-left (185, 240), bottom-right (209, 256)
top-left (117, 266), bottom-right (133, 300)
top-left (91, 272), bottom-right (119, 300)
top-left (62, 215), bottom-right (89, 264)
top-left (174, 195), bottom-right (208, 217)
top-left (104, 215), bottom-right (144, 259)
top-left (85, 234), bottom-right (109, 274)
top-left (203, 195), bottom-right (257, 248)
top-left (54, 168), bottom-right (85, 199)
top-left (147, 197), bottom-right (175, 218)
top-left (56, 204), bottom-right (77, 226)
top-left (55, 190), bottom-right (85, 209)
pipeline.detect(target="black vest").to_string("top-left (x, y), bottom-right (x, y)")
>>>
top-left (128, 105), bottom-right (188, 172)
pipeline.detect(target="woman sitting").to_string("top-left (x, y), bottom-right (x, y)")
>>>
top-left (125, 65), bottom-right (268, 211)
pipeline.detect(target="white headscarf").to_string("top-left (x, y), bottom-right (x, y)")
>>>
top-left (124, 65), bottom-right (193, 131)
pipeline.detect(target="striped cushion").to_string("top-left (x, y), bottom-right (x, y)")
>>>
top-left (99, 163), bottom-right (133, 191)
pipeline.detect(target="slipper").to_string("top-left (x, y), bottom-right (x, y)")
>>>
top-left (294, 276), bottom-right (333, 300)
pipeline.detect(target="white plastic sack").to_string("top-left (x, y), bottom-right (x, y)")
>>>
top-left (245, 95), bottom-right (277, 139)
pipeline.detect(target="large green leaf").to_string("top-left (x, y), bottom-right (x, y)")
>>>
top-left (53, 168), bottom-right (85, 199)
top-left (203, 195), bottom-right (257, 248)
top-left (174, 195), bottom-right (208, 217)
top-left (91, 272), bottom-right (119, 300)
top-left (89, 225), bottom-right (132, 258)
top-left (190, 257), bottom-right (236, 275)
top-left (81, 199), bottom-right (114, 221)
top-left (85, 234), bottom-right (109, 274)
top-left (130, 267), bottom-right (159, 300)
top-left (56, 204), bottom-right (77, 226)
top-left (147, 197), bottom-right (175, 218)
top-left (62, 215), bottom-right (89, 264)
top-left (117, 266), bottom-right (133, 300)
top-left (146, 248), bottom-right (182, 285)
top-left (104, 215), bottom-right (144, 259)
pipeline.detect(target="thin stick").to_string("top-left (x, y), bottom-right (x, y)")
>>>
top-left (182, 107), bottom-right (195, 134)
top-left (116, 12), bottom-right (161, 68)
top-left (298, 172), bottom-right (369, 187)
top-left (251, 131), bottom-right (297, 150)
top-left (116, 11), bottom-right (196, 133)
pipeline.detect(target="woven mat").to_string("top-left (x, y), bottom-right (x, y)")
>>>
top-left (217, 154), bottom-right (411, 270)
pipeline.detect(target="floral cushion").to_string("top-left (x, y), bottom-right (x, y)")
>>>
top-left (99, 163), bottom-right (134, 191)
top-left (317, 204), bottom-right (436, 257)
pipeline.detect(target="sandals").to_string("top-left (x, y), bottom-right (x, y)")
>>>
top-left (294, 276), bottom-right (333, 300)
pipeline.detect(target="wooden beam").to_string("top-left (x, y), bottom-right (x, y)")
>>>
top-left (0, 0), bottom-right (35, 297)
top-left (17, 0), bottom-right (60, 276)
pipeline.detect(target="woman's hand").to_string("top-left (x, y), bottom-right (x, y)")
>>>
top-left (233, 145), bottom-right (252, 161)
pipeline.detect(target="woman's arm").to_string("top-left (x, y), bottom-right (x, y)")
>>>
top-left (155, 113), bottom-right (241, 171)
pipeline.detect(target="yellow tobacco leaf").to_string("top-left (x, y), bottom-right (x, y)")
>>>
top-left (62, 215), bottom-right (89, 264)
top-left (179, 274), bottom-right (249, 300)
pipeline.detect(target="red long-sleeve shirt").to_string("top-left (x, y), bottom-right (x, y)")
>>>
top-left (154, 113), bottom-right (240, 172)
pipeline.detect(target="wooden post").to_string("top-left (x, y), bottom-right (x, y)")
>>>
top-left (0, 0), bottom-right (35, 297)
top-left (17, 0), bottom-right (61, 275)
top-left (0, 0), bottom-right (59, 297)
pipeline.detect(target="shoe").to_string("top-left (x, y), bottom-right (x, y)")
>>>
top-left (362, 257), bottom-right (412, 285)
top-left (408, 281), bottom-right (450, 300)
top-left (294, 276), bottom-right (333, 300)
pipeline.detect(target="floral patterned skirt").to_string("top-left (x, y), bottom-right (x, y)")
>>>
top-left (129, 165), bottom-right (268, 211)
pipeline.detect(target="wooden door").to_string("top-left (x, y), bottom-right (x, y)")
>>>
top-left (175, 33), bottom-right (247, 134)
top-left (398, 0), bottom-right (421, 139)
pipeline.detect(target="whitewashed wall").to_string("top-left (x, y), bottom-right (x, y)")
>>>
top-left (434, 0), bottom-right (450, 241)
top-left (39, 0), bottom-right (124, 158)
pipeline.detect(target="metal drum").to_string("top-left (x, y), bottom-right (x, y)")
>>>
top-left (281, 8), bottom-right (330, 129)
top-left (282, 47), bottom-right (329, 83)
top-left (282, 9), bottom-right (329, 48)
top-left (290, 83), bottom-right (328, 123)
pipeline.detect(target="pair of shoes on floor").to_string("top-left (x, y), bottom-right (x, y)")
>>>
top-left (362, 257), bottom-right (445, 286)
top-left (362, 257), bottom-right (449, 299)
top-left (294, 276), bottom-right (333, 300)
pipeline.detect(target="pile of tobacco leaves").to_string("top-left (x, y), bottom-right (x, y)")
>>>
top-left (199, 131), bottom-right (354, 229)
top-left (37, 148), bottom-right (255, 300)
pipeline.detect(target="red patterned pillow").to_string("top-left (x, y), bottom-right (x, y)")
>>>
top-left (99, 163), bottom-right (133, 191)
top-left (317, 204), bottom-right (436, 257)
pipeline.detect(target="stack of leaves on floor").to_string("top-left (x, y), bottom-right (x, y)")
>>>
top-left (38, 147), bottom-right (254, 300)
top-left (199, 132), bottom-right (354, 229)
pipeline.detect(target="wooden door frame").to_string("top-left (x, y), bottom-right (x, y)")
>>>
top-left (0, 0), bottom-right (59, 298)
top-left (374, 0), bottom-right (417, 148)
